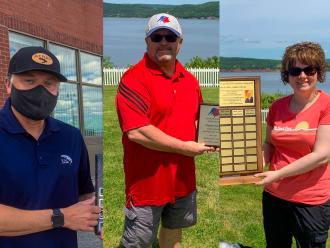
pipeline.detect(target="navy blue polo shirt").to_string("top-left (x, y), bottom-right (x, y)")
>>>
top-left (0, 99), bottom-right (94, 248)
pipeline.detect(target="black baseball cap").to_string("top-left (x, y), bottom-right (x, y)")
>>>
top-left (8, 46), bottom-right (67, 82)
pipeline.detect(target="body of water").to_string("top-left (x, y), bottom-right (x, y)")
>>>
top-left (103, 17), bottom-right (219, 67)
top-left (221, 71), bottom-right (330, 94)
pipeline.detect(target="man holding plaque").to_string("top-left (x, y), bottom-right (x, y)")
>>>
top-left (0, 46), bottom-right (101, 247)
top-left (116, 13), bottom-right (214, 248)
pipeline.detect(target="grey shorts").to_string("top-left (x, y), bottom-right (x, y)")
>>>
top-left (122, 191), bottom-right (197, 248)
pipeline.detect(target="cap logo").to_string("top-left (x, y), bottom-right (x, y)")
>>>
top-left (32, 53), bottom-right (53, 65)
top-left (158, 16), bottom-right (170, 23)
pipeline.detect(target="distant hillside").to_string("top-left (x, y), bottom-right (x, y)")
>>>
top-left (103, 2), bottom-right (219, 19)
top-left (220, 57), bottom-right (281, 71)
top-left (221, 57), bottom-right (330, 71)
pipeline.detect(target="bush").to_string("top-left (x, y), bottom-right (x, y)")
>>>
top-left (261, 93), bottom-right (285, 109)
top-left (103, 56), bottom-right (115, 68)
top-left (185, 56), bottom-right (219, 68)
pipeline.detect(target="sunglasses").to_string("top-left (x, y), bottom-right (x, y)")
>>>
top-left (288, 66), bottom-right (318, 76)
top-left (149, 34), bottom-right (178, 43)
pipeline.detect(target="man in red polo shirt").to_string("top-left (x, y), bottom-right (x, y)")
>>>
top-left (116, 13), bottom-right (215, 248)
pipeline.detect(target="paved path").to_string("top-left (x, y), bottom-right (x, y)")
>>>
top-left (78, 231), bottom-right (102, 248)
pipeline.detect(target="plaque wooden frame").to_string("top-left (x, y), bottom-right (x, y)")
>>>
top-left (218, 77), bottom-right (263, 185)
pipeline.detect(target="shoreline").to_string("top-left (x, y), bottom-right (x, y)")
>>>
top-left (104, 16), bottom-right (219, 20)
top-left (220, 69), bottom-right (280, 73)
top-left (221, 69), bottom-right (330, 73)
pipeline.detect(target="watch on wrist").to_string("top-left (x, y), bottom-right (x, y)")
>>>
top-left (51, 208), bottom-right (64, 228)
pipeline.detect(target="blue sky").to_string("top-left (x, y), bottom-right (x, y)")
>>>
top-left (103, 0), bottom-right (210, 4)
top-left (220, 0), bottom-right (330, 59)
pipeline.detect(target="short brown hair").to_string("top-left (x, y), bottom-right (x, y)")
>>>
top-left (281, 41), bottom-right (326, 84)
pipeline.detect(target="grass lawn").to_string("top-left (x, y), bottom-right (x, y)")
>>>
top-left (103, 86), bottom-right (329, 248)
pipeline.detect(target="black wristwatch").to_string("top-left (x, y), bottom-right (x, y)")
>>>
top-left (51, 208), bottom-right (64, 228)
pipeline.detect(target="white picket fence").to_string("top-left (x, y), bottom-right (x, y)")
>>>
top-left (103, 68), bottom-right (127, 86)
top-left (103, 67), bottom-right (219, 87)
top-left (261, 109), bottom-right (269, 123)
top-left (187, 68), bottom-right (219, 87)
top-left (103, 67), bottom-right (269, 123)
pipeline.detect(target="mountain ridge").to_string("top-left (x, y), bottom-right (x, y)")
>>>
top-left (103, 2), bottom-right (219, 19)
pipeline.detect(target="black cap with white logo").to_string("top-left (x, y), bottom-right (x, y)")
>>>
top-left (8, 46), bottom-right (67, 82)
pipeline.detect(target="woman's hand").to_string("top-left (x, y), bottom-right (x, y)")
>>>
top-left (254, 171), bottom-right (281, 186)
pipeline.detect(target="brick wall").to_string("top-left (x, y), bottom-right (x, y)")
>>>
top-left (0, 25), bottom-right (9, 105)
top-left (0, 0), bottom-right (103, 106)
top-left (0, 0), bottom-right (103, 54)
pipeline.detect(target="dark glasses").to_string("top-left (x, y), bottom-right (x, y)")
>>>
top-left (149, 34), bottom-right (178, 43)
top-left (288, 66), bottom-right (318, 76)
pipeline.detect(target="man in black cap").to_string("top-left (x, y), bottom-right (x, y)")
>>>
top-left (0, 46), bottom-right (101, 248)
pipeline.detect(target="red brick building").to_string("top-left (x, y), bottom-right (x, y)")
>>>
top-left (0, 0), bottom-right (103, 172)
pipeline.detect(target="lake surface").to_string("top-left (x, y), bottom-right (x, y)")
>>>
top-left (103, 17), bottom-right (219, 67)
top-left (103, 18), bottom-right (330, 94)
top-left (221, 71), bottom-right (330, 94)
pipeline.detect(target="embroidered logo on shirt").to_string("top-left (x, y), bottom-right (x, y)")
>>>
top-left (60, 155), bottom-right (72, 165)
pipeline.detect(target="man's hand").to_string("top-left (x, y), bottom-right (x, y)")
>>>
top-left (61, 197), bottom-right (101, 232)
top-left (98, 231), bottom-right (104, 240)
top-left (127, 125), bottom-right (216, 157)
top-left (180, 141), bottom-right (216, 157)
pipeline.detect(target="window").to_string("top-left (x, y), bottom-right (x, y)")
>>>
top-left (80, 52), bottom-right (102, 85)
top-left (53, 83), bottom-right (79, 129)
top-left (49, 44), bottom-right (80, 128)
top-left (48, 44), bottom-right (77, 81)
top-left (9, 32), bottom-right (44, 58)
top-left (80, 51), bottom-right (103, 136)
top-left (82, 86), bottom-right (103, 136)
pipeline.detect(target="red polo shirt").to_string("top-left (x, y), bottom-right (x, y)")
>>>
top-left (116, 53), bottom-right (202, 207)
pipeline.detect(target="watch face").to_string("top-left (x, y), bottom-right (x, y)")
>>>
top-left (52, 209), bottom-right (64, 228)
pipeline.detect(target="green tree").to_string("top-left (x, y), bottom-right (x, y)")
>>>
top-left (185, 56), bottom-right (220, 68)
top-left (103, 56), bottom-right (114, 68)
top-left (261, 93), bottom-right (285, 109)
top-left (103, 2), bottom-right (219, 19)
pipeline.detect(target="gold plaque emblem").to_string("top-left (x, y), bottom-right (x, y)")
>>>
top-left (32, 53), bottom-right (53, 65)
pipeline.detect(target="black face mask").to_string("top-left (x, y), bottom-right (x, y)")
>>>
top-left (10, 85), bottom-right (58, 121)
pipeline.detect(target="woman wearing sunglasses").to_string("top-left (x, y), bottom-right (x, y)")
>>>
top-left (255, 41), bottom-right (330, 248)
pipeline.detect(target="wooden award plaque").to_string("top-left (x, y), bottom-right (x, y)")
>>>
top-left (219, 77), bottom-right (263, 185)
top-left (197, 103), bottom-right (220, 147)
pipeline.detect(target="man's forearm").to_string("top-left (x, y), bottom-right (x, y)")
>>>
top-left (0, 204), bottom-right (52, 236)
top-left (127, 125), bottom-right (185, 153)
top-left (0, 197), bottom-right (101, 236)
top-left (127, 125), bottom-right (215, 157)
